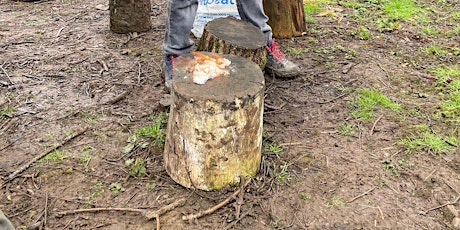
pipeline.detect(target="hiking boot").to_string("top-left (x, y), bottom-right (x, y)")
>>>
top-left (265, 40), bottom-right (300, 78)
top-left (163, 54), bottom-right (179, 89)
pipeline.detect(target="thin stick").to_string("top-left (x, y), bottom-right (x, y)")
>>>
top-left (156, 215), bottom-right (160, 230)
top-left (182, 178), bottom-right (251, 221)
top-left (348, 187), bottom-right (377, 203)
top-left (424, 196), bottom-right (460, 214)
top-left (44, 192), bottom-right (49, 228)
top-left (1, 126), bottom-right (88, 188)
top-left (145, 198), bottom-right (187, 220)
top-left (103, 91), bottom-right (128, 105)
top-left (0, 64), bottom-right (13, 85)
top-left (370, 115), bottom-right (383, 136)
top-left (56, 198), bottom-right (186, 220)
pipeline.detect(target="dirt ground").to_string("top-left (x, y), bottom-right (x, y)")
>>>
top-left (1, 0), bottom-right (460, 229)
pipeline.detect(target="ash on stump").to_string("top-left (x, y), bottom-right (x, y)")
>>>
top-left (263, 0), bottom-right (307, 38)
top-left (109, 0), bottom-right (151, 33)
top-left (164, 54), bottom-right (265, 191)
top-left (196, 17), bottom-right (267, 69)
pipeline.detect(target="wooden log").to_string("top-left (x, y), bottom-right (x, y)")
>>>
top-left (263, 0), bottom-right (307, 38)
top-left (164, 53), bottom-right (264, 191)
top-left (196, 17), bottom-right (267, 69)
top-left (109, 0), bottom-right (151, 33)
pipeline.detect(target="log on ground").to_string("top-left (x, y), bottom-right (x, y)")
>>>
top-left (164, 54), bottom-right (265, 191)
top-left (196, 17), bottom-right (267, 69)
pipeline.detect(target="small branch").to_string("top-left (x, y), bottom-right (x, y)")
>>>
top-left (370, 115), bottom-right (383, 136)
top-left (348, 187), bottom-right (377, 203)
top-left (0, 64), bottom-right (13, 85)
top-left (103, 91), bottom-right (128, 105)
top-left (145, 198), bottom-right (187, 220)
top-left (410, 71), bottom-right (438, 81)
top-left (182, 178), bottom-right (251, 221)
top-left (317, 93), bottom-right (347, 104)
top-left (423, 196), bottom-right (460, 214)
top-left (56, 198), bottom-right (187, 220)
top-left (1, 126), bottom-right (88, 188)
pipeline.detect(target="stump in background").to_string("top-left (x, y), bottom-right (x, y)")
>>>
top-left (109, 0), bottom-right (151, 33)
top-left (196, 17), bottom-right (267, 69)
top-left (164, 54), bottom-right (265, 191)
top-left (263, 0), bottom-right (307, 38)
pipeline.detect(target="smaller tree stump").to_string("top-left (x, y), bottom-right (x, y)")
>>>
top-left (263, 0), bottom-right (307, 38)
top-left (109, 0), bottom-right (151, 34)
top-left (196, 17), bottom-right (267, 69)
top-left (164, 53), bottom-right (265, 191)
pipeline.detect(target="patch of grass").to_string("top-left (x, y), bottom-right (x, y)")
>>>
top-left (86, 182), bottom-right (104, 207)
top-left (424, 43), bottom-right (448, 56)
top-left (0, 106), bottom-right (14, 119)
top-left (109, 182), bottom-right (125, 194)
top-left (123, 112), bottom-right (168, 153)
top-left (382, 159), bottom-right (399, 176)
top-left (146, 182), bottom-right (157, 191)
top-left (268, 143), bottom-right (284, 155)
top-left (351, 26), bottom-right (372, 40)
top-left (303, 0), bottom-right (331, 23)
top-left (338, 123), bottom-right (354, 136)
top-left (422, 26), bottom-right (439, 36)
top-left (325, 195), bottom-right (346, 208)
top-left (351, 88), bottom-right (401, 119)
top-left (276, 162), bottom-right (291, 182)
top-left (287, 47), bottom-right (303, 56)
top-left (398, 125), bottom-right (456, 154)
top-left (383, 0), bottom-right (422, 20)
top-left (38, 149), bottom-right (68, 163)
top-left (376, 18), bottom-right (400, 32)
top-left (126, 158), bottom-right (147, 177)
top-left (299, 192), bottom-right (312, 201)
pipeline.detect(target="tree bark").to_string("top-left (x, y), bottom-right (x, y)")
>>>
top-left (109, 0), bottom-right (151, 34)
top-left (164, 53), bottom-right (265, 191)
top-left (197, 17), bottom-right (267, 69)
top-left (263, 0), bottom-right (307, 38)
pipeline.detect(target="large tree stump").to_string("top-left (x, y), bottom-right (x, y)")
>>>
top-left (164, 53), bottom-right (264, 191)
top-left (196, 17), bottom-right (267, 69)
top-left (263, 0), bottom-right (307, 38)
top-left (109, 0), bottom-right (151, 33)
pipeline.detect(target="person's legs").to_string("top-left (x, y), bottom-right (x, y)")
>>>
top-left (163, 0), bottom-right (198, 56)
top-left (236, 0), bottom-right (272, 41)
top-left (163, 0), bottom-right (198, 88)
top-left (237, 0), bottom-right (300, 78)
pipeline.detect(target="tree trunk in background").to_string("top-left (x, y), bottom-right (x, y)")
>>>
top-left (109, 0), bottom-right (151, 33)
top-left (263, 0), bottom-right (307, 38)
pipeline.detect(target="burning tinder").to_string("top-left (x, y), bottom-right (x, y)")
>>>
top-left (190, 52), bottom-right (231, 85)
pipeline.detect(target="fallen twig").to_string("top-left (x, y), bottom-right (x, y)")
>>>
top-left (423, 196), bottom-right (460, 214)
top-left (348, 187), bottom-right (377, 203)
top-left (56, 198), bottom-right (186, 220)
top-left (182, 178), bottom-right (252, 221)
top-left (0, 64), bottom-right (13, 85)
top-left (103, 91), bottom-right (128, 105)
top-left (370, 115), bottom-right (383, 136)
top-left (317, 93), bottom-right (347, 104)
top-left (1, 126), bottom-right (88, 188)
top-left (410, 71), bottom-right (439, 81)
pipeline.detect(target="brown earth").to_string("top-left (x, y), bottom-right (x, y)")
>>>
top-left (1, 0), bottom-right (459, 229)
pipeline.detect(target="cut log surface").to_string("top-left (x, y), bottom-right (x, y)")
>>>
top-left (263, 0), bottom-right (307, 38)
top-left (197, 17), bottom-right (267, 69)
top-left (164, 53), bottom-right (264, 191)
top-left (109, 0), bottom-right (151, 33)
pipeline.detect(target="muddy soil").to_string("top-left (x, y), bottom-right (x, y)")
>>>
top-left (1, 0), bottom-right (459, 229)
